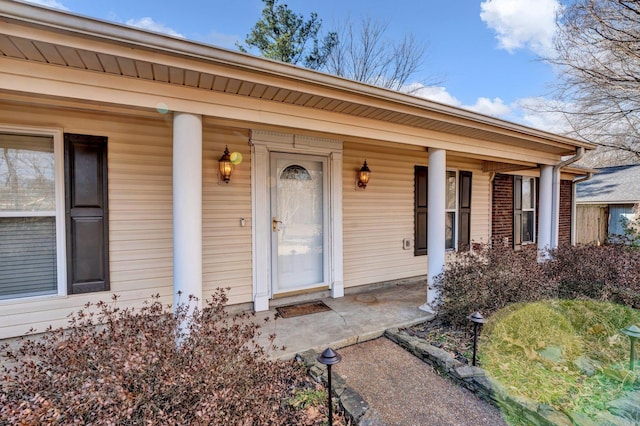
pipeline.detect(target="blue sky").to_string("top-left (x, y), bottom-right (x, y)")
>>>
top-left (25, 0), bottom-right (568, 132)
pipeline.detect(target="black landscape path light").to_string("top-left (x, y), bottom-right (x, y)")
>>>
top-left (467, 311), bottom-right (487, 367)
top-left (317, 347), bottom-right (342, 426)
top-left (621, 324), bottom-right (640, 371)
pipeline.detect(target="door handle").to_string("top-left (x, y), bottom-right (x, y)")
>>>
top-left (272, 217), bottom-right (283, 232)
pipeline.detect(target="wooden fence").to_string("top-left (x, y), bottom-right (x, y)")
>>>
top-left (575, 204), bottom-right (608, 245)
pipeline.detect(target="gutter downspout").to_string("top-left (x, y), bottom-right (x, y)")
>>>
top-left (551, 147), bottom-right (585, 248)
top-left (571, 171), bottom-right (594, 245)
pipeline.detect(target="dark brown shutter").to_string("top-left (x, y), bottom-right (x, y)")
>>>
top-left (513, 175), bottom-right (523, 250)
top-left (458, 171), bottom-right (472, 249)
top-left (414, 166), bottom-right (428, 255)
top-left (64, 134), bottom-right (109, 294)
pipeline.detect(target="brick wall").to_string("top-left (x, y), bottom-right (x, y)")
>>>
top-left (559, 179), bottom-right (572, 245)
top-left (492, 174), bottom-right (513, 247)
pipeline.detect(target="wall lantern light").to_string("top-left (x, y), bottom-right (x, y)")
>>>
top-left (219, 145), bottom-right (233, 183)
top-left (357, 160), bottom-right (371, 189)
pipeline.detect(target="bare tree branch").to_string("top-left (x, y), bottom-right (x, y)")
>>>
top-left (323, 16), bottom-right (435, 92)
top-left (548, 0), bottom-right (640, 163)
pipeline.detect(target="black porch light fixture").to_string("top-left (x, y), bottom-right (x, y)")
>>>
top-left (218, 145), bottom-right (233, 183)
top-left (467, 311), bottom-right (487, 367)
top-left (621, 324), bottom-right (640, 371)
top-left (357, 160), bottom-right (371, 189)
top-left (317, 347), bottom-right (342, 426)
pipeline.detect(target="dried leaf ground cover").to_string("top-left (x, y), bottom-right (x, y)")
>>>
top-left (0, 290), bottom-right (346, 425)
top-left (406, 320), bottom-right (475, 364)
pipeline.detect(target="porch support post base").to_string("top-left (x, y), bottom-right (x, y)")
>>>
top-left (418, 302), bottom-right (436, 314)
top-left (254, 294), bottom-right (270, 312)
top-left (331, 281), bottom-right (344, 298)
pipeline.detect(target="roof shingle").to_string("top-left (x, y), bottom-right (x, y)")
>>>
top-left (576, 164), bottom-right (640, 204)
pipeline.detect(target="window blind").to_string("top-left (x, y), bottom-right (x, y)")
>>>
top-left (0, 217), bottom-right (57, 299)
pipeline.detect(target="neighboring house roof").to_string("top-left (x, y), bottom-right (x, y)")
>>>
top-left (0, 0), bottom-right (595, 164)
top-left (576, 164), bottom-right (640, 204)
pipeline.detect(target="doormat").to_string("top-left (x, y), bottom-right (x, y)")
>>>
top-left (276, 300), bottom-right (331, 318)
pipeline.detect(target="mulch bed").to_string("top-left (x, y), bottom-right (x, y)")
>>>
top-left (404, 320), bottom-right (476, 365)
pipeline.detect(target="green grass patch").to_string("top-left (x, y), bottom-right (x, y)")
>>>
top-left (480, 300), bottom-right (640, 417)
top-left (289, 388), bottom-right (327, 410)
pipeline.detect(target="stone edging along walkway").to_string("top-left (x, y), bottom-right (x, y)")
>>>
top-left (296, 328), bottom-right (639, 426)
top-left (296, 349), bottom-right (375, 425)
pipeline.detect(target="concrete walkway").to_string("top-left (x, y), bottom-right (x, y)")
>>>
top-left (254, 280), bottom-right (433, 359)
top-left (334, 338), bottom-right (509, 426)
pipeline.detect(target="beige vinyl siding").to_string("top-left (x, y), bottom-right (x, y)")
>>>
top-left (0, 102), bottom-right (256, 338)
top-left (0, 102), bottom-right (251, 338)
top-left (343, 141), bottom-right (427, 287)
top-left (343, 143), bottom-right (491, 289)
top-left (202, 124), bottom-right (253, 305)
top-left (108, 122), bottom-right (174, 297)
top-left (0, 101), bottom-right (176, 338)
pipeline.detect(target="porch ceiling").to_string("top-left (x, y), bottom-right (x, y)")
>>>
top-left (0, 1), bottom-right (595, 158)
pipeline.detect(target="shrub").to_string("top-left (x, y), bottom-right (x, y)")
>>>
top-left (434, 243), bottom-right (640, 327)
top-left (0, 290), bottom-right (324, 425)
top-left (432, 244), bottom-right (554, 327)
top-left (547, 244), bottom-right (640, 308)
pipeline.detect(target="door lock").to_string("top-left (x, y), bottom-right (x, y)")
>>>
top-left (272, 217), bottom-right (283, 231)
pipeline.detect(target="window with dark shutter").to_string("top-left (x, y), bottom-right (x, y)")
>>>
top-left (64, 134), bottom-right (109, 294)
top-left (513, 175), bottom-right (536, 250)
top-left (415, 167), bottom-right (473, 254)
top-left (458, 171), bottom-right (472, 249)
top-left (414, 166), bottom-right (428, 255)
top-left (0, 133), bottom-right (57, 300)
top-left (513, 175), bottom-right (523, 250)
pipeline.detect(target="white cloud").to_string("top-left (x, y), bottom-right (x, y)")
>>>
top-left (405, 83), bottom-right (463, 107)
top-left (205, 31), bottom-right (242, 50)
top-left (403, 83), bottom-right (575, 133)
top-left (406, 84), bottom-right (512, 118)
top-left (466, 97), bottom-right (512, 117)
top-left (513, 97), bottom-right (572, 133)
top-left (23, 0), bottom-right (68, 10)
top-left (480, 0), bottom-right (562, 56)
top-left (125, 17), bottom-right (184, 38)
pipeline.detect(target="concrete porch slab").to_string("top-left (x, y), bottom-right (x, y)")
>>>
top-left (254, 280), bottom-right (434, 359)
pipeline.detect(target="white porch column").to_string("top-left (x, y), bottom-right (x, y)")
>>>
top-left (538, 165), bottom-right (554, 258)
top-left (420, 148), bottom-right (446, 313)
top-left (173, 112), bottom-right (203, 311)
top-left (550, 167), bottom-right (562, 248)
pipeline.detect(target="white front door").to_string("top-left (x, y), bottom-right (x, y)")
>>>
top-left (270, 153), bottom-right (328, 294)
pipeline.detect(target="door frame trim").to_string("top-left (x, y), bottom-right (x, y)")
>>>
top-left (250, 130), bottom-right (343, 311)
